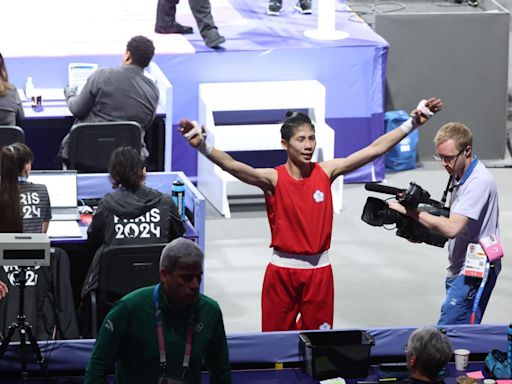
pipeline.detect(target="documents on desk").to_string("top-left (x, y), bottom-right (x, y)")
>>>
top-left (68, 63), bottom-right (98, 93)
top-left (18, 88), bottom-right (26, 101)
top-left (321, 379), bottom-right (346, 384)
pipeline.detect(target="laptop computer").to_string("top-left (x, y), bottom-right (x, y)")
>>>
top-left (27, 170), bottom-right (81, 238)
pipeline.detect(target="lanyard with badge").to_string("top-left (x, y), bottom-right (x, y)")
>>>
top-left (154, 283), bottom-right (194, 384)
top-left (448, 155), bottom-right (478, 194)
top-left (451, 157), bottom-right (503, 324)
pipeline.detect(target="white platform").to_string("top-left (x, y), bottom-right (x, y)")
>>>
top-left (198, 80), bottom-right (343, 218)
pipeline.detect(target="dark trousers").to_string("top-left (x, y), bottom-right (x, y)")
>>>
top-left (156, 0), bottom-right (217, 36)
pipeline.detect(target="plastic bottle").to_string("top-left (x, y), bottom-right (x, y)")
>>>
top-left (25, 76), bottom-right (34, 99)
top-left (172, 179), bottom-right (186, 220)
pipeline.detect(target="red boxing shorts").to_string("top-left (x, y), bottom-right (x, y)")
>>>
top-left (261, 251), bottom-right (334, 332)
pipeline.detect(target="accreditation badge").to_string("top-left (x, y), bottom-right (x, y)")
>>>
top-left (158, 377), bottom-right (183, 384)
top-left (479, 234), bottom-right (503, 262)
top-left (463, 243), bottom-right (486, 278)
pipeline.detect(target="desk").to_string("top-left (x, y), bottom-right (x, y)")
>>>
top-left (52, 171), bottom-right (205, 311)
top-left (0, 339), bottom-right (497, 384)
top-left (17, 62), bottom-right (173, 171)
top-left (0, 325), bottom-right (507, 375)
top-left (21, 101), bottom-right (166, 171)
top-left (0, 364), bottom-right (490, 384)
top-left (198, 363), bottom-right (489, 384)
top-left (50, 171), bottom-right (202, 245)
top-left (23, 100), bottom-right (166, 119)
top-left (202, 368), bottom-right (315, 383)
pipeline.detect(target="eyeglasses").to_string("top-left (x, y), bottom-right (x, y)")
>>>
top-left (433, 147), bottom-right (466, 163)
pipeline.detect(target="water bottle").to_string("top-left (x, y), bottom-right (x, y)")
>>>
top-left (507, 322), bottom-right (512, 367)
top-left (172, 179), bottom-right (185, 220)
top-left (25, 76), bottom-right (34, 99)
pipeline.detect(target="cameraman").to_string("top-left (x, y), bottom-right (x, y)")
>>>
top-left (389, 122), bottom-right (501, 325)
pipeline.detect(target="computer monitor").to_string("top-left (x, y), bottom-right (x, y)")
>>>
top-left (27, 170), bottom-right (79, 221)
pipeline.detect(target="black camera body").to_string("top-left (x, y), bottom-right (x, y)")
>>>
top-left (361, 182), bottom-right (449, 248)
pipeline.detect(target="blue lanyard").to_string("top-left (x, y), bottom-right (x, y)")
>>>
top-left (452, 156), bottom-right (479, 189)
top-left (470, 262), bottom-right (490, 325)
top-left (153, 283), bottom-right (194, 379)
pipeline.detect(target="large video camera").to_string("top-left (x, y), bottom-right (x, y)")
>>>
top-left (361, 182), bottom-right (449, 247)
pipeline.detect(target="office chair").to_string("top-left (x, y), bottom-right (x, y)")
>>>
top-left (67, 121), bottom-right (142, 173)
top-left (88, 243), bottom-right (166, 337)
top-left (0, 126), bottom-right (25, 147)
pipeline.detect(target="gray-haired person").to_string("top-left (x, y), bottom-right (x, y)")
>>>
top-left (85, 238), bottom-right (232, 384)
top-left (403, 327), bottom-right (452, 384)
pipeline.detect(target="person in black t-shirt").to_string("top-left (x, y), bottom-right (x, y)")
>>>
top-left (0, 143), bottom-right (51, 233)
top-left (0, 144), bottom-right (77, 340)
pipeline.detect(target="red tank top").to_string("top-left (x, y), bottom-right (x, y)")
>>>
top-left (265, 163), bottom-right (333, 255)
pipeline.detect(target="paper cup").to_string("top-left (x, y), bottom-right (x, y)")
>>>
top-left (454, 348), bottom-right (470, 371)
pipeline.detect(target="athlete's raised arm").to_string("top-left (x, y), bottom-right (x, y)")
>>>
top-left (179, 119), bottom-right (276, 194)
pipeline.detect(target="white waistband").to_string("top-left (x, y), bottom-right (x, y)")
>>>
top-left (271, 250), bottom-right (330, 269)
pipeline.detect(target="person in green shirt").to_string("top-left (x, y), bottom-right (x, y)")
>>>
top-left (84, 238), bottom-right (232, 384)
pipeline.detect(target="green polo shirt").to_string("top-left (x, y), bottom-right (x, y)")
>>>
top-left (84, 285), bottom-right (231, 384)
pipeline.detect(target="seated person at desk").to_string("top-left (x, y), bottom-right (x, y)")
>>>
top-left (58, 35), bottom-right (159, 166)
top-left (0, 52), bottom-right (24, 126)
top-left (402, 327), bottom-right (452, 384)
top-left (82, 146), bottom-right (185, 298)
top-left (0, 143), bottom-right (78, 339)
top-left (0, 143), bottom-right (51, 233)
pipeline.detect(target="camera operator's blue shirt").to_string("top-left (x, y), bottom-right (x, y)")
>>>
top-left (448, 159), bottom-right (501, 277)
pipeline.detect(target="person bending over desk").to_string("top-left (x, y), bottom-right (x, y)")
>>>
top-left (58, 35), bottom-right (159, 166)
top-left (82, 146), bottom-right (185, 298)
top-left (0, 52), bottom-right (24, 126)
top-left (84, 238), bottom-right (232, 384)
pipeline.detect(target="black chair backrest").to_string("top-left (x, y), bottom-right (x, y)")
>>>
top-left (67, 121), bottom-right (142, 173)
top-left (0, 126), bottom-right (25, 148)
top-left (97, 243), bottom-right (166, 300)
